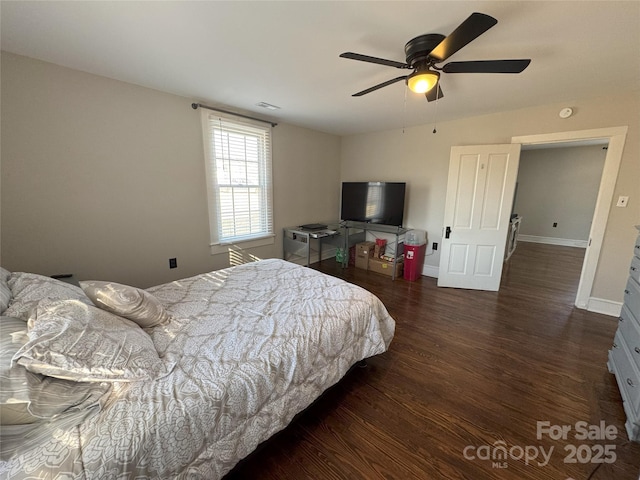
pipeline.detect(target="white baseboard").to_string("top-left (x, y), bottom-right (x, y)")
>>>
top-left (518, 235), bottom-right (588, 248)
top-left (422, 264), bottom-right (439, 278)
top-left (587, 297), bottom-right (622, 317)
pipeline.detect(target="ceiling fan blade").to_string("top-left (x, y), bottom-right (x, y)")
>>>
top-left (340, 52), bottom-right (409, 69)
top-left (352, 75), bottom-right (408, 96)
top-left (426, 84), bottom-right (444, 102)
top-left (442, 59), bottom-right (531, 73)
top-left (430, 12), bottom-right (498, 62)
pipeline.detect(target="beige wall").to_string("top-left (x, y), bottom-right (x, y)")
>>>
top-left (341, 92), bottom-right (639, 303)
top-left (2, 51), bottom-right (638, 304)
top-left (515, 145), bottom-right (607, 241)
top-left (1, 52), bottom-right (340, 287)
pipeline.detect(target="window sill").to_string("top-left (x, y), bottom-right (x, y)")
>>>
top-left (210, 234), bottom-right (275, 255)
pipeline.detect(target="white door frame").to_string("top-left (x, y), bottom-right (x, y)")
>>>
top-left (512, 126), bottom-right (628, 310)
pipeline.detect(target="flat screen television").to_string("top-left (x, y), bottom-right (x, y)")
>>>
top-left (340, 182), bottom-right (406, 226)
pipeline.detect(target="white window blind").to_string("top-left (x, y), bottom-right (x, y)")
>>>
top-left (201, 111), bottom-right (273, 245)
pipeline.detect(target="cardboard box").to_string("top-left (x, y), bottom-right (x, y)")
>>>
top-left (355, 241), bottom-right (375, 269)
top-left (368, 257), bottom-right (404, 277)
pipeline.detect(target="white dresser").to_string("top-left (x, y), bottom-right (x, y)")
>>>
top-left (608, 226), bottom-right (640, 442)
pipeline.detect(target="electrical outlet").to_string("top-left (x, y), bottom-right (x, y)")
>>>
top-left (432, 242), bottom-right (438, 251)
top-left (169, 258), bottom-right (177, 269)
top-left (617, 196), bottom-right (629, 207)
top-left (553, 222), bottom-right (558, 228)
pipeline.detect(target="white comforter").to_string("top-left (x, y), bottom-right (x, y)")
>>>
top-left (3, 259), bottom-right (395, 479)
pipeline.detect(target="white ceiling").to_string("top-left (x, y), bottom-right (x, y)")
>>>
top-left (2, 1), bottom-right (639, 136)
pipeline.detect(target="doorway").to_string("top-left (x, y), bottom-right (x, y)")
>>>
top-left (511, 127), bottom-right (628, 313)
top-left (506, 142), bottom-right (608, 306)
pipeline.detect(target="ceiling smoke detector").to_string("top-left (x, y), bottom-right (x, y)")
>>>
top-left (559, 107), bottom-right (573, 118)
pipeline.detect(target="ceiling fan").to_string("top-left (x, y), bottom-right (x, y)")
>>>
top-left (340, 12), bottom-right (531, 102)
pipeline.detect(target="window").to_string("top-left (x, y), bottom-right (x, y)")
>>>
top-left (201, 111), bottom-right (274, 251)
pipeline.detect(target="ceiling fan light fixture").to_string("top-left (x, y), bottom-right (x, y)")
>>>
top-left (407, 70), bottom-right (439, 93)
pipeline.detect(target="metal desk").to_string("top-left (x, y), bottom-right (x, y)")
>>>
top-left (283, 224), bottom-right (343, 266)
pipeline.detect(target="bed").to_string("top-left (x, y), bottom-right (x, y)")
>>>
top-left (0, 258), bottom-right (395, 479)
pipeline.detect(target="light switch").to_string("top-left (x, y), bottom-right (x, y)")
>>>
top-left (616, 196), bottom-right (629, 207)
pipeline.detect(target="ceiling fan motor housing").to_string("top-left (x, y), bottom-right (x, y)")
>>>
top-left (404, 34), bottom-right (446, 66)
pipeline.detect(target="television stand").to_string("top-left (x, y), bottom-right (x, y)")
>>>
top-left (283, 221), bottom-right (409, 280)
top-left (342, 221), bottom-right (409, 280)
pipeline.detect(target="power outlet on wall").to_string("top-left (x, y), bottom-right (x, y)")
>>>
top-left (553, 222), bottom-right (558, 228)
top-left (169, 258), bottom-right (177, 269)
top-left (432, 242), bottom-right (438, 251)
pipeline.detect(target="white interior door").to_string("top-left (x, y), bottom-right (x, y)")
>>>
top-left (438, 144), bottom-right (521, 291)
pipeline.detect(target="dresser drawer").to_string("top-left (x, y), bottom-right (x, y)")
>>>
top-left (624, 276), bottom-right (640, 317)
top-left (631, 256), bottom-right (640, 284)
top-left (611, 331), bottom-right (640, 418)
top-left (619, 305), bottom-right (640, 372)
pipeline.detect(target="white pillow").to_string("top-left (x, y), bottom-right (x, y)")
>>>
top-left (14, 300), bottom-right (171, 382)
top-left (0, 316), bottom-right (110, 425)
top-left (4, 272), bottom-right (92, 321)
top-left (1, 316), bottom-right (36, 424)
top-left (80, 280), bottom-right (170, 328)
top-left (0, 268), bottom-right (11, 314)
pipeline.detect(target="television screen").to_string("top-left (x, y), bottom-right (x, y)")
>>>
top-left (340, 182), bottom-right (406, 226)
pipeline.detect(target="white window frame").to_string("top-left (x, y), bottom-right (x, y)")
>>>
top-left (201, 110), bottom-right (274, 255)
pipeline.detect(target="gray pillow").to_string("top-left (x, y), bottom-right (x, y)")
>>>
top-left (4, 272), bottom-right (92, 321)
top-left (80, 280), bottom-right (171, 328)
top-left (0, 316), bottom-right (110, 426)
top-left (0, 267), bottom-right (12, 315)
top-left (15, 300), bottom-right (171, 382)
top-left (0, 316), bottom-right (34, 424)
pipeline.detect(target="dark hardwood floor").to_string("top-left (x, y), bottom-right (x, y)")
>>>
top-left (225, 242), bottom-right (640, 479)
